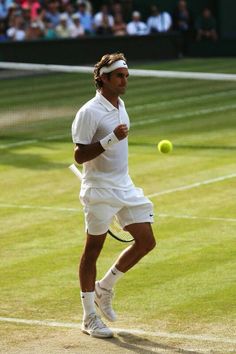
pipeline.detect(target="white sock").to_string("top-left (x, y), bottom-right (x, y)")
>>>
top-left (99, 266), bottom-right (124, 290)
top-left (81, 291), bottom-right (96, 320)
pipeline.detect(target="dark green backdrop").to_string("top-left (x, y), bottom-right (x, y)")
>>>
top-left (218, 0), bottom-right (236, 38)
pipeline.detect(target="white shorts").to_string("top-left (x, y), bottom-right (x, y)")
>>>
top-left (79, 186), bottom-right (154, 235)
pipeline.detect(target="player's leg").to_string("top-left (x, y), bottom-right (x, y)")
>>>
top-left (114, 222), bottom-right (156, 272)
top-left (99, 222), bottom-right (155, 282)
top-left (96, 190), bottom-right (156, 322)
top-left (96, 223), bottom-right (156, 322)
top-left (80, 232), bottom-right (113, 338)
top-left (79, 232), bottom-right (106, 293)
top-left (100, 194), bottom-right (156, 278)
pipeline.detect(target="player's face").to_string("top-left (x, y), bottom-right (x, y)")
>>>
top-left (105, 68), bottom-right (129, 95)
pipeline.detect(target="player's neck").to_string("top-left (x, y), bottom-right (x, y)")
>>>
top-left (100, 90), bottom-right (119, 109)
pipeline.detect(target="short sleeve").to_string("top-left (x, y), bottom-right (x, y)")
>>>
top-left (71, 108), bottom-right (98, 144)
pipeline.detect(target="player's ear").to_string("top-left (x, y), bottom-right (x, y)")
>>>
top-left (100, 73), bottom-right (110, 85)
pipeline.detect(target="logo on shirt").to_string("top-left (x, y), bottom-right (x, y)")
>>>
top-left (108, 138), bottom-right (112, 144)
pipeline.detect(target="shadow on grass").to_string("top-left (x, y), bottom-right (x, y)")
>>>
top-left (0, 149), bottom-right (69, 170)
top-left (107, 331), bottom-right (202, 354)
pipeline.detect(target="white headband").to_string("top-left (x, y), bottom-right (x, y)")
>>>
top-left (99, 60), bottom-right (128, 75)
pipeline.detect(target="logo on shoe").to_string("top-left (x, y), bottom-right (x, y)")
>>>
top-left (95, 288), bottom-right (102, 299)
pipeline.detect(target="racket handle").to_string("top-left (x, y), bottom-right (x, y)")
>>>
top-left (69, 163), bottom-right (82, 181)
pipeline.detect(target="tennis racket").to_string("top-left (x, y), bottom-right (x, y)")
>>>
top-left (69, 164), bottom-right (134, 243)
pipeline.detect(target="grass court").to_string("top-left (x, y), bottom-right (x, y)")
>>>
top-left (0, 58), bottom-right (236, 353)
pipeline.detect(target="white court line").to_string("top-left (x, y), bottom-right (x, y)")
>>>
top-left (1, 102), bottom-right (236, 150)
top-left (128, 89), bottom-right (236, 112)
top-left (0, 173), bottom-right (236, 220)
top-left (0, 134), bottom-right (68, 149)
top-left (0, 139), bottom-right (39, 149)
top-left (0, 203), bottom-right (81, 212)
top-left (0, 203), bottom-right (236, 222)
top-left (0, 317), bottom-right (235, 344)
top-left (132, 103), bottom-right (236, 127)
top-left (159, 213), bottom-right (236, 223)
top-left (147, 173), bottom-right (236, 198)
top-left (1, 62), bottom-right (236, 81)
top-left (0, 203), bottom-right (235, 223)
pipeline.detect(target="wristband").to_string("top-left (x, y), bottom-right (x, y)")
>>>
top-left (100, 132), bottom-right (119, 150)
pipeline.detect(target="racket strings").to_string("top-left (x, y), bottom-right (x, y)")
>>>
top-left (109, 218), bottom-right (134, 242)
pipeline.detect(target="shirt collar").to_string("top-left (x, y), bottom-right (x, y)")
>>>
top-left (96, 90), bottom-right (124, 111)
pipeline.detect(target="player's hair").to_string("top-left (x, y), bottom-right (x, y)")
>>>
top-left (94, 52), bottom-right (127, 89)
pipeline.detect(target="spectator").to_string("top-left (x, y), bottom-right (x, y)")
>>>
top-left (121, 0), bottom-right (133, 23)
top-left (60, 0), bottom-right (74, 13)
top-left (21, 0), bottom-right (41, 21)
top-left (21, 6), bottom-right (31, 30)
top-left (112, 12), bottom-right (126, 36)
top-left (43, 17), bottom-right (57, 39)
top-left (93, 4), bottom-right (114, 35)
top-left (147, 5), bottom-right (172, 33)
top-left (60, 0), bottom-right (74, 27)
top-left (172, 0), bottom-right (192, 32)
top-left (0, 0), bottom-right (8, 20)
top-left (35, 7), bottom-right (47, 32)
top-left (55, 12), bottom-right (70, 38)
top-left (196, 7), bottom-right (218, 41)
top-left (111, 1), bottom-right (123, 17)
top-left (172, 0), bottom-right (194, 56)
top-left (45, 0), bottom-right (60, 28)
top-left (5, 0), bottom-right (14, 10)
top-left (69, 13), bottom-right (85, 37)
top-left (0, 19), bottom-right (7, 40)
top-left (25, 20), bottom-right (43, 39)
top-left (127, 10), bottom-right (148, 36)
top-left (7, 12), bottom-right (26, 40)
top-left (76, 0), bottom-right (93, 35)
top-left (6, 3), bottom-right (19, 28)
top-left (77, 0), bottom-right (92, 14)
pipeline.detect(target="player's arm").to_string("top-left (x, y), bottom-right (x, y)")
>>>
top-left (74, 124), bottom-right (129, 164)
top-left (74, 142), bottom-right (104, 164)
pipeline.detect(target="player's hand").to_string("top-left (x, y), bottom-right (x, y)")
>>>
top-left (114, 124), bottom-right (129, 140)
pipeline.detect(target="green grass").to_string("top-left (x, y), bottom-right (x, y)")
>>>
top-left (0, 58), bottom-right (236, 348)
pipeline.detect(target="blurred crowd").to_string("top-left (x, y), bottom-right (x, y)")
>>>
top-left (0, 0), bottom-right (218, 42)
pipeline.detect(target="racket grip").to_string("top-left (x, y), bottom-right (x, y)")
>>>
top-left (69, 163), bottom-right (82, 181)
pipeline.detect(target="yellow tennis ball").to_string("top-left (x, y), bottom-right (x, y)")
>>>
top-left (158, 140), bottom-right (173, 153)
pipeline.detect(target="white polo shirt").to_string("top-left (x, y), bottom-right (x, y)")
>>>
top-left (147, 12), bottom-right (172, 32)
top-left (72, 91), bottom-right (133, 190)
top-left (126, 21), bottom-right (148, 35)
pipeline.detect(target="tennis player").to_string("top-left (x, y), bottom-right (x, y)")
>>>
top-left (72, 52), bottom-right (156, 338)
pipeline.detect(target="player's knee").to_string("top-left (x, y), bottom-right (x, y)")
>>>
top-left (137, 236), bottom-right (156, 256)
top-left (146, 237), bottom-right (156, 253)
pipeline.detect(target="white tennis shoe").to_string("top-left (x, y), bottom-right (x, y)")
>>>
top-left (81, 313), bottom-right (113, 338)
top-left (95, 281), bottom-right (117, 322)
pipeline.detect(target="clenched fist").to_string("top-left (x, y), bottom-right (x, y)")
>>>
top-left (114, 124), bottom-right (129, 140)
